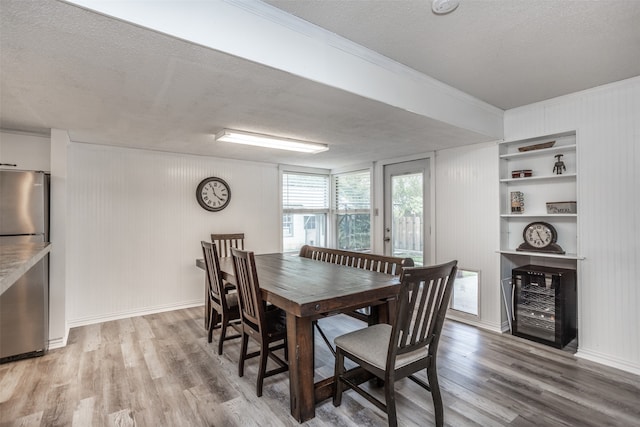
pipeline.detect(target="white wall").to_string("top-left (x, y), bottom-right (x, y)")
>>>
top-left (49, 129), bottom-right (70, 348)
top-left (435, 141), bottom-right (501, 331)
top-left (65, 143), bottom-right (280, 326)
top-left (505, 76), bottom-right (640, 374)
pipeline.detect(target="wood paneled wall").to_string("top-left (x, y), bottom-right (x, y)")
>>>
top-left (66, 143), bottom-right (280, 327)
top-left (435, 141), bottom-right (501, 331)
top-left (504, 76), bottom-right (640, 374)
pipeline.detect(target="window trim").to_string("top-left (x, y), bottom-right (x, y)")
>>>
top-left (449, 268), bottom-right (481, 319)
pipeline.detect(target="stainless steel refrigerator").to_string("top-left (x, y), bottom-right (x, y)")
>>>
top-left (0, 170), bottom-right (50, 362)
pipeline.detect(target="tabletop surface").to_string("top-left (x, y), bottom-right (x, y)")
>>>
top-left (215, 253), bottom-right (401, 317)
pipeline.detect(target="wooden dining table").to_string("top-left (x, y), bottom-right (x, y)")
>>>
top-left (196, 252), bottom-right (402, 423)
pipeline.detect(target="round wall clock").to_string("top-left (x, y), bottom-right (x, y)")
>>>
top-left (196, 177), bottom-right (231, 212)
top-left (517, 221), bottom-right (565, 254)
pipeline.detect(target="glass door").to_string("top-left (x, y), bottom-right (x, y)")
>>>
top-left (383, 159), bottom-right (429, 266)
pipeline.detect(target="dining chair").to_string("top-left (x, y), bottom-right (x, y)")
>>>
top-left (211, 233), bottom-right (245, 258)
top-left (201, 241), bottom-right (241, 355)
top-left (333, 260), bottom-right (458, 427)
top-left (230, 247), bottom-right (289, 397)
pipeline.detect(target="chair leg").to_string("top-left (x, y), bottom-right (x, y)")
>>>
top-left (256, 341), bottom-right (269, 397)
top-left (427, 365), bottom-right (444, 427)
top-left (208, 307), bottom-right (218, 343)
top-left (384, 374), bottom-right (397, 427)
top-left (218, 316), bottom-right (228, 355)
top-left (333, 348), bottom-right (345, 406)
top-left (239, 333), bottom-right (249, 377)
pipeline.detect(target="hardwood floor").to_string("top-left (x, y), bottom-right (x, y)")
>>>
top-left (1, 307), bottom-right (638, 426)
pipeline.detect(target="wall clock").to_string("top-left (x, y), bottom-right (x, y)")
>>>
top-left (516, 221), bottom-right (565, 254)
top-left (196, 177), bottom-right (231, 212)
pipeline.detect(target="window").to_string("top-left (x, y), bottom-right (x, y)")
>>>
top-left (450, 269), bottom-right (479, 316)
top-left (303, 215), bottom-right (316, 230)
top-left (282, 172), bottom-right (329, 252)
top-left (283, 214), bottom-right (293, 237)
top-left (334, 170), bottom-right (371, 251)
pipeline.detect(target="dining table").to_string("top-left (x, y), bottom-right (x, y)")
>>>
top-left (196, 252), bottom-right (402, 423)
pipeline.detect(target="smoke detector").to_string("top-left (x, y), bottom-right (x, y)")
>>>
top-left (432, 0), bottom-right (460, 15)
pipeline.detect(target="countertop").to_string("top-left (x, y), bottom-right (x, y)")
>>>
top-left (0, 243), bottom-right (51, 297)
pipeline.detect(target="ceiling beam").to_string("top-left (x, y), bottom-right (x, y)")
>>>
top-left (64, 0), bottom-right (503, 139)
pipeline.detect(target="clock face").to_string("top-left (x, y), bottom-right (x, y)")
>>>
top-left (196, 177), bottom-right (231, 212)
top-left (523, 222), bottom-right (556, 248)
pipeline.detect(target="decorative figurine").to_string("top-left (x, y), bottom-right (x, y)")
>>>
top-left (553, 154), bottom-right (566, 175)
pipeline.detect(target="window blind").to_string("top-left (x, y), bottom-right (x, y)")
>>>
top-left (282, 172), bottom-right (329, 212)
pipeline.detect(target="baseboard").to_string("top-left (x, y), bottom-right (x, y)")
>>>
top-left (576, 348), bottom-right (640, 376)
top-left (445, 312), bottom-right (503, 333)
top-left (66, 300), bottom-right (203, 330)
top-left (47, 335), bottom-right (67, 350)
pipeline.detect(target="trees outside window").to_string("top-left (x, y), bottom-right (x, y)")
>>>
top-left (335, 170), bottom-right (371, 251)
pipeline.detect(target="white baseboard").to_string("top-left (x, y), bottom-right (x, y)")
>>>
top-left (64, 300), bottom-right (204, 337)
top-left (47, 335), bottom-right (67, 350)
top-left (576, 348), bottom-right (640, 376)
top-left (446, 312), bottom-right (503, 333)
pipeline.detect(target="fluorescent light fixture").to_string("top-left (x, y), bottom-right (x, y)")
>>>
top-left (215, 129), bottom-right (329, 154)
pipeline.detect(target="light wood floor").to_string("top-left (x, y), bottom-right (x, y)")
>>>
top-left (1, 307), bottom-right (638, 426)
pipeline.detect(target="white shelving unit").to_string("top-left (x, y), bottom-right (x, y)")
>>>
top-left (498, 130), bottom-right (582, 285)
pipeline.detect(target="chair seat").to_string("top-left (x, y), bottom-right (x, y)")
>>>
top-left (212, 291), bottom-right (239, 309)
top-left (334, 324), bottom-right (427, 370)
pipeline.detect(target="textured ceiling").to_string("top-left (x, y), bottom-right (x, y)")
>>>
top-left (263, 0), bottom-right (640, 109)
top-left (1, 0), bottom-right (639, 169)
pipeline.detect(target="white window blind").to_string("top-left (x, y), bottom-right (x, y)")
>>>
top-left (282, 172), bottom-right (329, 213)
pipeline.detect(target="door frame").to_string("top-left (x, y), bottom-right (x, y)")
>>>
top-left (373, 153), bottom-right (435, 266)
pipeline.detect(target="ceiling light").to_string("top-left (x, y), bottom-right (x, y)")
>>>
top-left (215, 129), bottom-right (329, 154)
top-left (432, 0), bottom-right (460, 15)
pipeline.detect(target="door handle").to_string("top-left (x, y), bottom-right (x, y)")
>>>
top-left (384, 237), bottom-right (390, 242)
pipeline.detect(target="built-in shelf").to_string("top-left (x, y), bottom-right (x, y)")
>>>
top-left (498, 130), bottom-right (581, 311)
top-left (498, 249), bottom-right (584, 260)
top-left (500, 173), bottom-right (576, 184)
top-left (499, 144), bottom-right (577, 160)
top-left (500, 214), bottom-right (577, 218)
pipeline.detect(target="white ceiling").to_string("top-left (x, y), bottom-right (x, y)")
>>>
top-left (263, 0), bottom-right (640, 110)
top-left (1, 0), bottom-right (639, 169)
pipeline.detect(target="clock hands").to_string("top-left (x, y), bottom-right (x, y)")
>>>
top-left (212, 189), bottom-right (224, 201)
top-left (209, 184), bottom-right (225, 201)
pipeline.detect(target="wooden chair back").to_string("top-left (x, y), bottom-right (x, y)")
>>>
top-left (391, 260), bottom-right (458, 365)
top-left (230, 247), bottom-right (288, 397)
top-left (211, 233), bottom-right (245, 258)
top-left (332, 259), bottom-right (458, 426)
top-left (230, 247), bottom-right (263, 332)
top-left (201, 241), bottom-right (225, 305)
top-left (299, 245), bottom-right (414, 275)
top-left (201, 240), bottom-right (241, 353)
